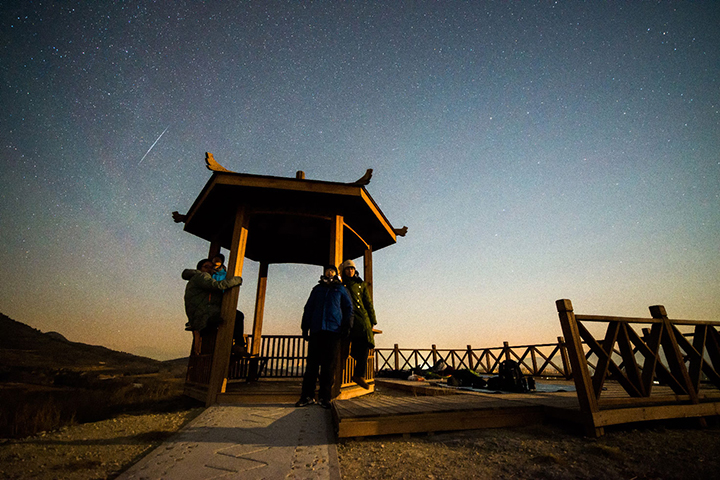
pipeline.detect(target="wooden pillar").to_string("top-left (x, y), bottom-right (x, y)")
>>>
top-left (208, 240), bottom-right (221, 260)
top-left (556, 299), bottom-right (603, 436)
top-left (363, 246), bottom-right (373, 300)
top-left (330, 215), bottom-right (344, 399)
top-left (206, 206), bottom-right (248, 406)
top-left (329, 215), bottom-right (343, 268)
top-left (251, 262), bottom-right (269, 356)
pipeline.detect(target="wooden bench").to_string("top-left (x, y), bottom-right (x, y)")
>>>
top-left (556, 299), bottom-right (720, 436)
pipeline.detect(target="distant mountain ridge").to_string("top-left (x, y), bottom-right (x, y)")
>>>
top-left (0, 312), bottom-right (162, 372)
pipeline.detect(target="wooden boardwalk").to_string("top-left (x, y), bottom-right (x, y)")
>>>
top-left (333, 378), bottom-right (581, 438)
top-left (333, 378), bottom-right (720, 438)
top-left (202, 377), bottom-right (720, 438)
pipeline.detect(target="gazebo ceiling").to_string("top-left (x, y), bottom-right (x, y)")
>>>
top-left (183, 169), bottom-right (398, 265)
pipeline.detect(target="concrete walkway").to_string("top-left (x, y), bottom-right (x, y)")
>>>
top-left (117, 404), bottom-right (341, 480)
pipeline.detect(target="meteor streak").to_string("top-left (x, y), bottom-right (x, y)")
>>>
top-left (138, 125), bottom-right (170, 165)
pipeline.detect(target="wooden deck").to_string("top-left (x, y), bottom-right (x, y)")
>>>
top-left (333, 378), bottom-right (720, 438)
top-left (333, 378), bottom-right (580, 438)
top-left (193, 376), bottom-right (720, 439)
top-left (206, 378), bottom-right (376, 404)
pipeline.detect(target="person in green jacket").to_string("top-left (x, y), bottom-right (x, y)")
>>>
top-left (183, 258), bottom-right (243, 354)
top-left (340, 259), bottom-right (376, 389)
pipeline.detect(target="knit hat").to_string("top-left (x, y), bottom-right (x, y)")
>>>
top-left (340, 259), bottom-right (356, 272)
top-left (323, 264), bottom-right (338, 275)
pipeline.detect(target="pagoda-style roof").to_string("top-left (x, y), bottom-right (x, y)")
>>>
top-left (182, 157), bottom-right (400, 266)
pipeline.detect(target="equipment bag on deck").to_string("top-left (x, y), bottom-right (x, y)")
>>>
top-left (498, 359), bottom-right (530, 393)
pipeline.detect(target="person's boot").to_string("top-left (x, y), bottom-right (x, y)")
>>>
top-left (295, 397), bottom-right (315, 407)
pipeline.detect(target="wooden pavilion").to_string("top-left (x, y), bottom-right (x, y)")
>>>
top-left (174, 153), bottom-right (406, 406)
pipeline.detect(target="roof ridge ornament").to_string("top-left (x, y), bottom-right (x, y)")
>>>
top-left (352, 168), bottom-right (373, 186)
top-left (205, 152), bottom-right (230, 172)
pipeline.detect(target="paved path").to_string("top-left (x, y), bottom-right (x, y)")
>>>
top-left (117, 404), bottom-right (340, 480)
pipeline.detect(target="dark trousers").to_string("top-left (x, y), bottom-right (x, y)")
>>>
top-left (301, 330), bottom-right (341, 402)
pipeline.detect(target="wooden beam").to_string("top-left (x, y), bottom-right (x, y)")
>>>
top-left (363, 247), bottom-right (373, 300)
top-left (592, 321), bottom-right (619, 397)
top-left (617, 323), bottom-right (645, 396)
top-left (577, 321), bottom-right (642, 397)
top-left (206, 205), bottom-right (248, 406)
top-left (594, 402), bottom-right (720, 428)
top-left (650, 305), bottom-right (698, 402)
top-left (558, 336), bottom-right (572, 379)
top-left (330, 214), bottom-right (344, 399)
top-left (251, 262), bottom-right (269, 356)
top-left (329, 215), bottom-right (343, 269)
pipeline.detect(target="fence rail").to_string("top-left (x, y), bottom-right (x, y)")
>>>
top-left (228, 334), bottom-right (307, 379)
top-left (374, 337), bottom-right (572, 378)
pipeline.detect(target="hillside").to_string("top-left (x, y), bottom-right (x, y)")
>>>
top-left (0, 312), bottom-right (165, 378)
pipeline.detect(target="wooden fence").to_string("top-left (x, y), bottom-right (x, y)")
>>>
top-left (226, 334), bottom-right (372, 384)
top-left (219, 335), bottom-right (572, 379)
top-left (374, 338), bottom-right (572, 378)
top-left (557, 299), bottom-right (720, 436)
top-left (227, 334), bottom-right (307, 379)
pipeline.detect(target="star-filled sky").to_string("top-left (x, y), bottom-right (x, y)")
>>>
top-left (2, 2), bottom-right (718, 360)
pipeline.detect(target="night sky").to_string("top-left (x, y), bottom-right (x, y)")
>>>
top-left (2, 2), bottom-right (718, 360)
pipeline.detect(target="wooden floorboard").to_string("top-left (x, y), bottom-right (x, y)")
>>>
top-left (334, 384), bottom-right (555, 438)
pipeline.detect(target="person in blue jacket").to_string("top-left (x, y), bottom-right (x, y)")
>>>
top-left (211, 253), bottom-right (227, 282)
top-left (296, 265), bottom-right (354, 409)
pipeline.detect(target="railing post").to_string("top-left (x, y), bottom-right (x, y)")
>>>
top-left (394, 344), bottom-right (400, 371)
top-left (431, 344), bottom-right (438, 366)
top-left (467, 345), bottom-right (474, 370)
top-left (556, 298), bottom-right (603, 436)
top-left (530, 346), bottom-right (538, 376)
top-left (558, 336), bottom-right (572, 379)
top-left (503, 341), bottom-right (511, 362)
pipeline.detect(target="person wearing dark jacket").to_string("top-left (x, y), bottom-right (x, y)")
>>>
top-left (183, 258), bottom-right (243, 354)
top-left (340, 259), bottom-right (377, 389)
top-left (296, 265), bottom-right (354, 409)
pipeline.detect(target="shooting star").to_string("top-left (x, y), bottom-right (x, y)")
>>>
top-left (138, 125), bottom-right (170, 165)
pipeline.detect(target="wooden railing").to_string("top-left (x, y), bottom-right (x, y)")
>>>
top-left (226, 334), bottom-right (374, 385)
top-left (374, 338), bottom-right (572, 378)
top-left (228, 334), bottom-right (307, 379)
top-left (557, 299), bottom-right (720, 437)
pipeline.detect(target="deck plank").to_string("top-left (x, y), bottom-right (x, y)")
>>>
top-left (335, 379), bottom-right (586, 438)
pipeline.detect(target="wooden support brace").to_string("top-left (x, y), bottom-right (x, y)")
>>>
top-left (206, 206), bottom-right (248, 406)
top-left (616, 323), bottom-right (645, 396)
top-left (650, 305), bottom-right (698, 402)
